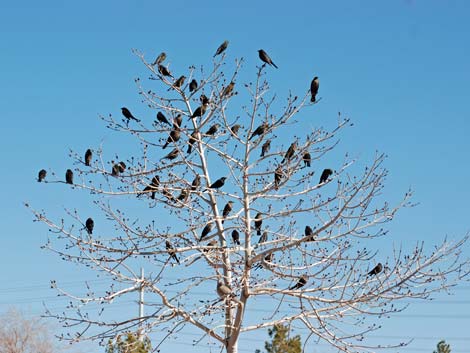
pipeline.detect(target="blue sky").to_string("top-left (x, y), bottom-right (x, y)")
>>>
top-left (1, 0), bottom-right (470, 352)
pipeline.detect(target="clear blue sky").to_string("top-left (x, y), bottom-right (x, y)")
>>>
top-left (1, 0), bottom-right (470, 352)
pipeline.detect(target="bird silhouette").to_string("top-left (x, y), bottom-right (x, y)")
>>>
top-left (173, 114), bottom-right (183, 129)
top-left (203, 239), bottom-right (218, 253)
top-left (139, 175), bottom-right (160, 199)
top-left (152, 52), bottom-right (166, 66)
top-left (158, 64), bottom-right (173, 77)
top-left (187, 131), bottom-right (198, 154)
top-left (258, 49), bottom-right (278, 68)
top-left (209, 177), bottom-right (226, 189)
top-left (176, 189), bottom-right (189, 203)
top-left (249, 122), bottom-right (269, 140)
top-left (190, 104), bottom-right (208, 119)
top-left (281, 142), bottom-right (297, 163)
top-left (222, 81), bottom-right (235, 97)
top-left (191, 175), bottom-right (201, 190)
top-left (200, 94), bottom-right (210, 105)
top-left (163, 148), bottom-right (179, 160)
top-left (205, 123), bottom-right (220, 136)
top-left (254, 212), bottom-right (262, 236)
top-left (274, 166), bottom-right (283, 190)
top-left (310, 77), bottom-right (319, 103)
top-left (85, 218), bottom-right (94, 235)
top-left (189, 79), bottom-right (198, 92)
top-left (112, 162), bottom-right (126, 176)
top-left (222, 201), bottom-right (234, 223)
top-left (231, 230), bottom-right (240, 245)
top-left (84, 149), bottom-right (92, 166)
top-left (65, 169), bottom-right (73, 184)
top-left (258, 231), bottom-right (268, 244)
top-left (230, 124), bottom-right (241, 136)
top-left (169, 75), bottom-right (186, 91)
top-left (38, 169), bottom-right (47, 182)
top-left (214, 40), bottom-right (229, 57)
top-left (288, 274), bottom-right (308, 290)
top-left (199, 223), bottom-right (213, 241)
top-left (305, 226), bottom-right (315, 241)
top-left (162, 129), bottom-right (181, 149)
top-left (260, 139), bottom-right (271, 157)
top-left (166, 240), bottom-right (180, 264)
top-left (156, 111), bottom-right (171, 125)
top-left (303, 152), bottom-right (311, 167)
top-left (121, 107), bottom-right (140, 122)
top-left (319, 169), bottom-right (333, 184)
top-left (368, 263), bottom-right (383, 276)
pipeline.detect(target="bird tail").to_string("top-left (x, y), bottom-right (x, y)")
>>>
top-left (311, 96), bottom-right (316, 103)
top-left (187, 146), bottom-right (192, 154)
top-left (257, 229), bottom-right (261, 236)
top-left (272, 62), bottom-right (278, 69)
top-left (163, 142), bottom-right (168, 149)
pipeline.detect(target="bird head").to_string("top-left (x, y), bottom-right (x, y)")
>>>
top-left (220, 177), bottom-right (227, 182)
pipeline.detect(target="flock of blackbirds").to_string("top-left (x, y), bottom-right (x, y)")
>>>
top-left (36, 40), bottom-right (382, 298)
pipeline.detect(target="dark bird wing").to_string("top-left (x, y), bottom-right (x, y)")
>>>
top-left (214, 40), bottom-right (229, 57)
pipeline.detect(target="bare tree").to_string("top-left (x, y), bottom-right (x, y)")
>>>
top-left (0, 308), bottom-right (59, 353)
top-left (29, 44), bottom-right (469, 353)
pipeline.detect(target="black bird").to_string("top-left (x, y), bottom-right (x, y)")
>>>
top-left (254, 212), bottom-right (262, 236)
top-left (274, 166), bottom-right (283, 190)
top-left (310, 76), bottom-right (319, 103)
top-left (189, 79), bottom-right (198, 92)
top-left (190, 104), bottom-right (208, 119)
top-left (209, 177), bottom-right (226, 189)
top-left (303, 152), bottom-right (311, 167)
top-left (368, 263), bottom-right (383, 276)
top-left (121, 107), bottom-right (140, 122)
top-left (305, 226), bottom-right (315, 241)
top-left (162, 187), bottom-right (175, 202)
top-left (222, 81), bottom-right (235, 97)
top-left (38, 169), bottom-right (47, 182)
top-left (260, 139), bottom-right (271, 157)
top-left (231, 230), bottom-right (240, 245)
top-left (200, 94), bottom-right (210, 105)
top-left (222, 201), bottom-right (234, 223)
top-left (214, 40), bottom-right (229, 57)
top-left (319, 168), bottom-right (333, 184)
top-left (163, 148), bottom-right (179, 160)
top-left (203, 239), bottom-right (218, 253)
top-left (173, 114), bottom-right (183, 129)
top-left (84, 149), bottom-right (92, 166)
top-left (199, 223), bottom-right (213, 241)
top-left (289, 274), bottom-right (308, 290)
top-left (162, 129), bottom-right (181, 149)
top-left (187, 131), bottom-right (198, 154)
top-left (65, 169), bottom-right (73, 184)
top-left (258, 231), bottom-right (268, 244)
top-left (205, 123), bottom-right (220, 136)
top-left (230, 124), bottom-right (241, 136)
top-left (176, 189), bottom-right (189, 203)
top-left (170, 75), bottom-right (186, 91)
top-left (191, 175), bottom-right (201, 190)
top-left (152, 52), bottom-right (166, 66)
top-left (112, 162), bottom-right (126, 176)
top-left (258, 49), bottom-right (278, 69)
top-left (254, 253), bottom-right (274, 270)
top-left (249, 122), bottom-right (269, 140)
top-left (156, 111), bottom-right (171, 125)
top-left (140, 175), bottom-right (160, 199)
top-left (158, 64), bottom-right (173, 78)
top-left (281, 142), bottom-right (297, 163)
top-left (85, 217), bottom-right (94, 235)
top-left (166, 240), bottom-right (180, 264)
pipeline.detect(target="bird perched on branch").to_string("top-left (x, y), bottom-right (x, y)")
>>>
top-left (191, 175), bottom-right (201, 190)
top-left (158, 64), bottom-right (173, 78)
top-left (254, 212), bottom-right (262, 236)
top-left (305, 226), bottom-right (315, 241)
top-left (222, 201), bottom-right (234, 223)
top-left (121, 107), bottom-right (140, 122)
top-left (65, 169), bottom-right (73, 184)
top-left (205, 123), bottom-right (220, 136)
top-left (152, 52), bottom-right (166, 66)
top-left (209, 177), bottom-right (227, 189)
top-left (173, 114), bottom-right (183, 129)
top-left (156, 111), bottom-right (171, 125)
top-left (189, 79), bottom-right (198, 92)
top-left (84, 149), bottom-right (92, 166)
top-left (303, 152), bottom-right (311, 167)
top-left (166, 240), bottom-right (180, 264)
top-left (139, 175), bottom-right (160, 199)
top-left (281, 142), bottom-right (297, 163)
top-left (203, 239), bottom-right (218, 253)
top-left (260, 139), bottom-right (271, 157)
top-left (258, 231), bottom-right (268, 244)
top-left (288, 274), bottom-right (308, 290)
top-left (319, 168), bottom-right (333, 184)
top-left (258, 49), bottom-right (278, 68)
top-left (162, 129), bottom-right (181, 149)
top-left (187, 131), bottom-right (198, 154)
top-left (249, 122), bottom-right (269, 140)
top-left (85, 218), bottom-right (94, 235)
top-left (274, 166), bottom-right (283, 190)
top-left (38, 169), bottom-right (47, 182)
top-left (214, 40), bottom-right (229, 57)
top-left (199, 223), bottom-right (213, 241)
top-left (368, 263), bottom-right (383, 276)
top-left (190, 104), bottom-right (208, 119)
top-left (112, 162), bottom-right (126, 176)
top-left (163, 148), bottom-right (179, 160)
top-left (231, 230), bottom-right (240, 245)
top-left (216, 281), bottom-right (242, 305)
top-left (169, 75), bottom-right (186, 91)
top-left (176, 189), bottom-right (189, 203)
top-left (230, 124), bottom-right (241, 136)
top-left (222, 81), bottom-right (235, 97)
top-left (200, 94), bottom-right (210, 105)
top-left (310, 76), bottom-right (319, 103)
